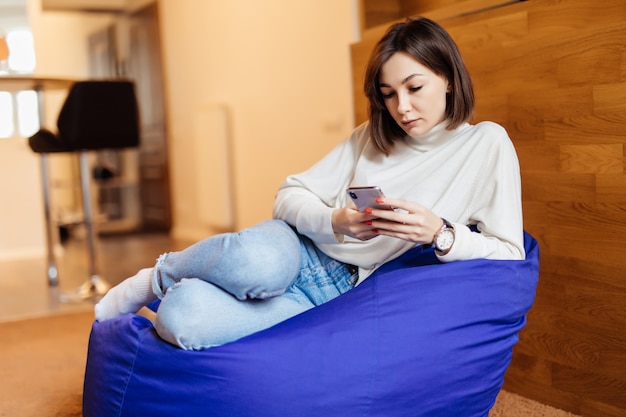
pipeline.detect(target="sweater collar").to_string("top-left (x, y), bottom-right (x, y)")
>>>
top-left (402, 121), bottom-right (469, 152)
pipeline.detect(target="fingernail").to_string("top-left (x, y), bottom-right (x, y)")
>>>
top-left (364, 208), bottom-right (373, 214)
top-left (365, 220), bottom-right (372, 225)
top-left (376, 198), bottom-right (384, 203)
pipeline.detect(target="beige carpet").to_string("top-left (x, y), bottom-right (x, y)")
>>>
top-left (0, 311), bottom-right (91, 417)
top-left (489, 391), bottom-right (582, 417)
top-left (0, 311), bottom-right (582, 417)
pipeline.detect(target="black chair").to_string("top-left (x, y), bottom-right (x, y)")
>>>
top-left (29, 80), bottom-right (140, 300)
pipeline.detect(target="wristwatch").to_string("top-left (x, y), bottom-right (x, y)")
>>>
top-left (433, 218), bottom-right (455, 255)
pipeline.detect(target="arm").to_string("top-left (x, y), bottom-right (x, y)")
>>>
top-left (450, 123), bottom-right (525, 261)
top-left (273, 123), bottom-right (372, 244)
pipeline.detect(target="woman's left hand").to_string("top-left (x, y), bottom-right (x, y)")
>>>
top-left (364, 197), bottom-right (443, 245)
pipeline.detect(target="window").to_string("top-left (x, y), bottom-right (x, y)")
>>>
top-left (6, 29), bottom-right (36, 73)
top-left (16, 90), bottom-right (39, 137)
top-left (0, 28), bottom-right (38, 139)
top-left (0, 92), bottom-right (13, 138)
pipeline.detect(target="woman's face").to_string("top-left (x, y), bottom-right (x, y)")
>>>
top-left (379, 52), bottom-right (450, 138)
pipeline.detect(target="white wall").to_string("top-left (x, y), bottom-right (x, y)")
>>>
top-left (0, 137), bottom-right (46, 260)
top-left (159, 0), bottom-right (357, 241)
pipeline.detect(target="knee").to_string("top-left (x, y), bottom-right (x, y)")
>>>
top-left (227, 220), bottom-right (302, 299)
top-left (154, 279), bottom-right (236, 350)
top-left (155, 311), bottom-right (213, 351)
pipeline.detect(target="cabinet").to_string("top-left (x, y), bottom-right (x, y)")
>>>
top-left (127, 2), bottom-right (171, 231)
top-left (87, 1), bottom-right (171, 233)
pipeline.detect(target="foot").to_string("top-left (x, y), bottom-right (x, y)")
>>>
top-left (94, 268), bottom-right (157, 321)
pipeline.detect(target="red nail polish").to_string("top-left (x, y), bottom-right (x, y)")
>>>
top-left (376, 197), bottom-right (384, 203)
top-left (365, 220), bottom-right (372, 226)
top-left (364, 208), bottom-right (373, 214)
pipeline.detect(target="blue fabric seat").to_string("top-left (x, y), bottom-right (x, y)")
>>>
top-left (83, 232), bottom-right (539, 417)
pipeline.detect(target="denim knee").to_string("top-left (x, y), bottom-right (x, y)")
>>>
top-left (154, 278), bottom-right (309, 350)
top-left (154, 279), bottom-right (235, 350)
top-left (222, 220), bottom-right (302, 300)
top-left (151, 220), bottom-right (302, 301)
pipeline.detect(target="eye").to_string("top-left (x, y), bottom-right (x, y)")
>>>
top-left (409, 86), bottom-right (423, 93)
top-left (381, 91), bottom-right (395, 99)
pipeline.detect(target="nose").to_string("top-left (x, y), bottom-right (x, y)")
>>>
top-left (397, 92), bottom-right (411, 114)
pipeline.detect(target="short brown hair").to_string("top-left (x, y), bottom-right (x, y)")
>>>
top-left (364, 17), bottom-right (475, 155)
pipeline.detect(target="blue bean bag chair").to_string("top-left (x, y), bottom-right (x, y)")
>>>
top-left (83, 232), bottom-right (539, 417)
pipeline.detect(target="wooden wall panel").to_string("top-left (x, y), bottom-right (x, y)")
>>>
top-left (401, 0), bottom-right (520, 21)
top-left (352, 0), bottom-right (626, 415)
top-left (360, 0), bottom-right (518, 30)
top-left (361, 0), bottom-right (401, 30)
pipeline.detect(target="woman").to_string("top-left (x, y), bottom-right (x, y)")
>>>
top-left (96, 17), bottom-right (524, 350)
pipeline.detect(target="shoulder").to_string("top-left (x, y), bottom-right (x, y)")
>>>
top-left (466, 121), bottom-right (515, 150)
top-left (344, 121), bottom-right (374, 153)
top-left (470, 121), bottom-right (509, 139)
top-left (350, 121), bottom-right (371, 142)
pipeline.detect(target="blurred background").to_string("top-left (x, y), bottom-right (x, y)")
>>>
top-left (0, 0), bottom-right (358, 262)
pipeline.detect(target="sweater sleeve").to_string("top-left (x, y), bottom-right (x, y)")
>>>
top-left (273, 123), bottom-right (370, 244)
top-left (437, 122), bottom-right (525, 262)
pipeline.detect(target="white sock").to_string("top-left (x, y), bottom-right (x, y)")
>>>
top-left (94, 268), bottom-right (157, 321)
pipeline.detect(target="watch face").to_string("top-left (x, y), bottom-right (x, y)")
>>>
top-left (436, 229), bottom-right (455, 250)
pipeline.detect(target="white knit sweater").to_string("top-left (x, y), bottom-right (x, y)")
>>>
top-left (273, 120), bottom-right (525, 284)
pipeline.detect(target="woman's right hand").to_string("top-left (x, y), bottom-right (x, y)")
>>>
top-left (331, 204), bottom-right (379, 241)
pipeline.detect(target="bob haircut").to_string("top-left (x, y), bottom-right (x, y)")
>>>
top-left (364, 17), bottom-right (475, 155)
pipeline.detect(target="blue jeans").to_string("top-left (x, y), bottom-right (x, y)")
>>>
top-left (152, 220), bottom-right (356, 350)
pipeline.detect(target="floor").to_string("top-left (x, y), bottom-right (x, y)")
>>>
top-left (0, 232), bottom-right (192, 322)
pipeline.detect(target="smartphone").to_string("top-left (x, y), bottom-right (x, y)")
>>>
top-left (346, 186), bottom-right (393, 212)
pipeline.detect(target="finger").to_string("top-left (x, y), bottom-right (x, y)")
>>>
top-left (366, 207), bottom-right (405, 223)
top-left (376, 197), bottom-right (423, 214)
top-left (355, 228), bottom-right (379, 241)
top-left (375, 197), bottom-right (404, 209)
